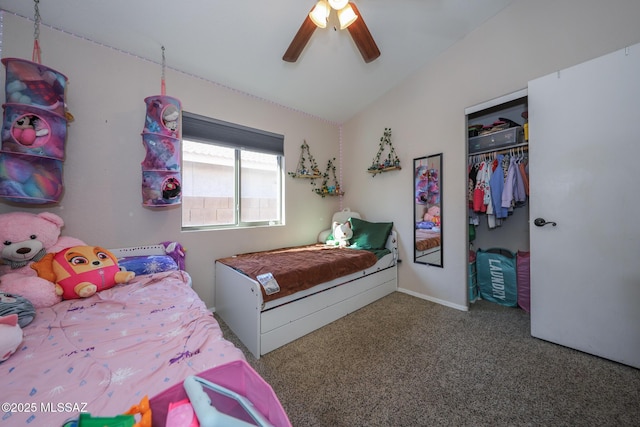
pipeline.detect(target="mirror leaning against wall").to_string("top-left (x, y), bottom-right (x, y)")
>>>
top-left (414, 153), bottom-right (443, 267)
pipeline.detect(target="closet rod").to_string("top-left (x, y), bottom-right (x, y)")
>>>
top-left (468, 142), bottom-right (528, 157)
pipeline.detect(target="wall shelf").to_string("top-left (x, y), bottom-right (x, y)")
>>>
top-left (315, 157), bottom-right (343, 198)
top-left (288, 139), bottom-right (321, 179)
top-left (314, 189), bottom-right (344, 197)
top-left (368, 128), bottom-right (401, 177)
top-left (368, 165), bottom-right (401, 176)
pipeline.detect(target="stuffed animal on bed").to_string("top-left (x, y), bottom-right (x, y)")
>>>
top-left (423, 205), bottom-right (441, 227)
top-left (0, 292), bottom-right (36, 328)
top-left (327, 221), bottom-right (353, 247)
top-left (0, 212), bottom-right (85, 308)
top-left (31, 245), bottom-right (135, 300)
top-left (0, 313), bottom-right (23, 363)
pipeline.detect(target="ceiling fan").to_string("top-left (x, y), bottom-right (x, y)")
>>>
top-left (283, 0), bottom-right (381, 63)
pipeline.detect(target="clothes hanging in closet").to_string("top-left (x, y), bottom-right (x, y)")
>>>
top-left (468, 149), bottom-right (528, 229)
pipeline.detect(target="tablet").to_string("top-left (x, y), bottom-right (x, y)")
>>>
top-left (183, 375), bottom-right (274, 427)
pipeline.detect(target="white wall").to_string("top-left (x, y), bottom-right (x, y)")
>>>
top-left (4, 1), bottom-right (640, 312)
top-left (341, 0), bottom-right (640, 310)
top-left (0, 12), bottom-right (341, 308)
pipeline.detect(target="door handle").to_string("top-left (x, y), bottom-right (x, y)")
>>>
top-left (534, 217), bottom-right (557, 227)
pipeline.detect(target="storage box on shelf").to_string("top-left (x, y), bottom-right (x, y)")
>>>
top-left (468, 126), bottom-right (524, 154)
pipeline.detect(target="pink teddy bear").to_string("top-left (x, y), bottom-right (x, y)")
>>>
top-left (0, 212), bottom-right (85, 308)
top-left (423, 205), bottom-right (440, 222)
top-left (423, 205), bottom-right (441, 228)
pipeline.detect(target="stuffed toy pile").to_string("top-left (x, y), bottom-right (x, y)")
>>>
top-left (0, 212), bottom-right (85, 307)
top-left (0, 291), bottom-right (35, 328)
top-left (0, 313), bottom-right (22, 363)
top-left (416, 205), bottom-right (441, 230)
top-left (423, 205), bottom-right (441, 227)
top-left (32, 245), bottom-right (135, 300)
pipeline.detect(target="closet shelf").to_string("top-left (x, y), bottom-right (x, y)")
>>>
top-left (469, 126), bottom-right (525, 154)
top-left (468, 142), bottom-right (528, 157)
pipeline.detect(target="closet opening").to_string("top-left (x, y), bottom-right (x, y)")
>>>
top-left (465, 92), bottom-right (530, 312)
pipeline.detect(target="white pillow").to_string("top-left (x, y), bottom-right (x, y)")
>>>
top-left (318, 229), bottom-right (332, 243)
top-left (332, 208), bottom-right (361, 223)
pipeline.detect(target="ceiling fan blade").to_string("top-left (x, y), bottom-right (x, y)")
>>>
top-left (283, 13), bottom-right (317, 63)
top-left (346, 3), bottom-right (380, 63)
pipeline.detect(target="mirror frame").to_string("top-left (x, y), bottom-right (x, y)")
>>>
top-left (413, 153), bottom-right (443, 267)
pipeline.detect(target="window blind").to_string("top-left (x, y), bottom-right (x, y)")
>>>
top-left (182, 111), bottom-right (284, 156)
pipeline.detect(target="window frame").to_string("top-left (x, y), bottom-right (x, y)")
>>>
top-left (181, 112), bottom-right (285, 230)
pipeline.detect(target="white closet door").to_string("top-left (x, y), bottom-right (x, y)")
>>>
top-left (528, 44), bottom-right (640, 368)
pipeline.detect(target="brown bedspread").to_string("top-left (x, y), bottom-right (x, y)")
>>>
top-left (216, 244), bottom-right (378, 303)
top-left (415, 229), bottom-right (441, 251)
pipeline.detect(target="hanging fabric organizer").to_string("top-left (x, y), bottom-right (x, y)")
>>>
top-left (141, 47), bottom-right (182, 207)
top-left (0, 3), bottom-right (70, 204)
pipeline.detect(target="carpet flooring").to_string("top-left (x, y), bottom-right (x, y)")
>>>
top-left (216, 292), bottom-right (640, 427)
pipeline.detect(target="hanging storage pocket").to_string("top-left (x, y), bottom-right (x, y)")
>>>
top-left (476, 248), bottom-right (518, 307)
top-left (2, 58), bottom-right (68, 117)
top-left (142, 170), bottom-right (181, 206)
top-left (2, 103), bottom-right (67, 159)
top-left (141, 95), bottom-right (182, 207)
top-left (141, 133), bottom-right (181, 171)
top-left (1, 58), bottom-right (69, 204)
top-left (0, 151), bottom-right (63, 203)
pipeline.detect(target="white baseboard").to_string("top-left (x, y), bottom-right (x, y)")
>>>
top-left (397, 288), bottom-right (469, 312)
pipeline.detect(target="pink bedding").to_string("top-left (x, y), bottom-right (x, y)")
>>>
top-left (1, 270), bottom-right (245, 426)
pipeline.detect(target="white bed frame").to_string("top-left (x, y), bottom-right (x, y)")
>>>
top-left (415, 245), bottom-right (441, 264)
top-left (215, 231), bottom-right (398, 359)
top-left (109, 244), bottom-right (168, 258)
top-left (108, 244), bottom-right (193, 287)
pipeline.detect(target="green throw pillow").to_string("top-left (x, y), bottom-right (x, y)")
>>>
top-left (348, 217), bottom-right (393, 250)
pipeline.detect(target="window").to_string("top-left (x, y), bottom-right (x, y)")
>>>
top-left (181, 112), bottom-right (284, 229)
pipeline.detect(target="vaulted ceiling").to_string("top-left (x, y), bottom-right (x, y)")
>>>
top-left (0, 0), bottom-right (514, 123)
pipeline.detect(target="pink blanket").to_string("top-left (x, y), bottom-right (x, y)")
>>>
top-left (1, 271), bottom-right (245, 426)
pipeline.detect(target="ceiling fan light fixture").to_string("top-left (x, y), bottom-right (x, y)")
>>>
top-left (328, 0), bottom-right (349, 10)
top-left (309, 1), bottom-right (330, 28)
top-left (337, 4), bottom-right (358, 30)
top-left (284, 0), bottom-right (379, 63)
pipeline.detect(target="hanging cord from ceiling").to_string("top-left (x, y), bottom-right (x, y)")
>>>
top-left (161, 45), bottom-right (166, 96)
top-left (32, 0), bottom-right (41, 63)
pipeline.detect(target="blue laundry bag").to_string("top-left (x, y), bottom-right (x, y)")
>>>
top-left (476, 248), bottom-right (518, 307)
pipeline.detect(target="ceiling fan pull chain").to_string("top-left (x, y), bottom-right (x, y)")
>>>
top-left (161, 46), bottom-right (167, 95)
top-left (32, 0), bottom-right (42, 63)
